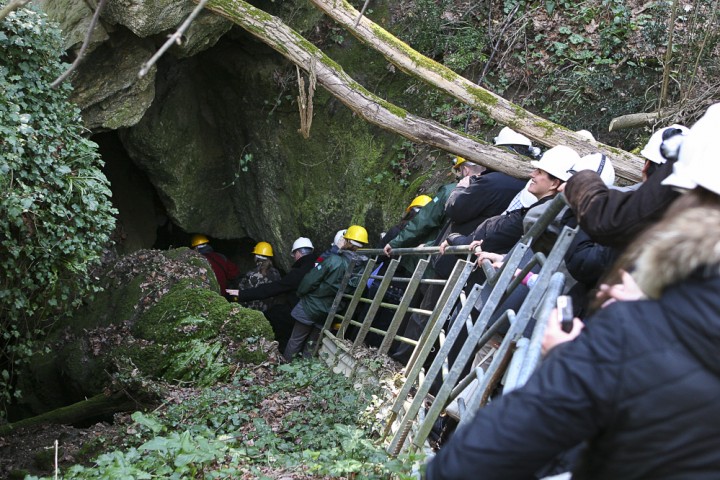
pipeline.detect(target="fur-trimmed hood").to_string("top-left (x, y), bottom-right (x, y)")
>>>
top-left (631, 207), bottom-right (720, 299)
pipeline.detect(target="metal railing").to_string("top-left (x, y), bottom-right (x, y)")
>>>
top-left (312, 194), bottom-right (577, 456)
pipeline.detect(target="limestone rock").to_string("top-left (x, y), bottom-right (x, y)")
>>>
top-left (69, 30), bottom-right (156, 130)
top-left (38, 0), bottom-right (110, 53)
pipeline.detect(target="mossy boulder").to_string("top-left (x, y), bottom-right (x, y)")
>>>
top-left (13, 249), bottom-right (274, 417)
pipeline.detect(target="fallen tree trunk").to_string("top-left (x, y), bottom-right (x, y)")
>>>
top-left (609, 111), bottom-right (664, 131)
top-left (0, 392), bottom-right (138, 436)
top-left (201, 0), bottom-right (536, 178)
top-left (307, 0), bottom-right (644, 183)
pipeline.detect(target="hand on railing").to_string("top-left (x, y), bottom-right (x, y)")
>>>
top-left (383, 243), bottom-right (393, 256)
top-left (596, 269), bottom-right (646, 308)
top-left (438, 240), bottom-right (449, 254)
top-left (542, 307), bottom-right (584, 356)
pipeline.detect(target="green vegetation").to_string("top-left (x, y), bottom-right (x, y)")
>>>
top-left (0, 7), bottom-right (116, 413)
top-left (26, 360), bottom-right (421, 479)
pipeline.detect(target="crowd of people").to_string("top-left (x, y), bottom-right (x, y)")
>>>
top-left (190, 101), bottom-right (719, 479)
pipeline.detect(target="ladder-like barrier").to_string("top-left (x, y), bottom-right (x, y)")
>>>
top-left (313, 194), bottom-right (577, 457)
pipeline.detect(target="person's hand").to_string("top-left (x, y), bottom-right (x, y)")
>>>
top-left (596, 269), bottom-right (646, 308)
top-left (542, 308), bottom-right (584, 356)
top-left (457, 175), bottom-right (471, 188)
top-left (476, 251), bottom-right (504, 268)
top-left (468, 239), bottom-right (483, 253)
top-left (383, 244), bottom-right (393, 256)
top-left (439, 240), bottom-right (449, 254)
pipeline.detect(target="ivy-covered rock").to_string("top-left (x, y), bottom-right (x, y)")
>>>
top-left (0, 7), bottom-right (116, 410)
top-left (13, 249), bottom-right (274, 417)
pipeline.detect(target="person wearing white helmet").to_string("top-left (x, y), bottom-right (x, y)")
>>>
top-left (563, 123), bottom-right (690, 249)
top-left (426, 103), bottom-right (720, 480)
top-left (285, 226), bottom-right (369, 361)
top-left (639, 124), bottom-right (690, 181)
top-left (494, 126), bottom-right (542, 159)
top-left (440, 145), bottom-right (581, 259)
top-left (233, 236), bottom-right (316, 351)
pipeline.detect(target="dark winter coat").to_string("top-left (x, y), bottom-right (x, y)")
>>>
top-left (563, 160), bottom-right (680, 248)
top-left (235, 253), bottom-right (315, 307)
top-left (202, 251), bottom-right (239, 293)
top-left (296, 249), bottom-right (359, 324)
top-left (442, 171), bottom-right (526, 238)
top-left (445, 196), bottom-right (555, 255)
top-left (426, 273), bottom-right (720, 480)
top-left (389, 183), bottom-right (457, 249)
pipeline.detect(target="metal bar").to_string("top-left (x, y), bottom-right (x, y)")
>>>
top-left (519, 193), bottom-right (569, 246)
top-left (405, 260), bottom-right (475, 375)
top-left (458, 224), bottom-right (578, 428)
top-left (358, 245), bottom-right (478, 256)
top-left (379, 258), bottom-right (429, 354)
top-left (388, 281), bottom-right (484, 455)
top-left (384, 260), bottom-right (474, 449)
top-left (514, 270), bottom-right (567, 389)
top-left (409, 243), bottom-right (530, 450)
top-left (336, 257), bottom-right (377, 338)
top-left (353, 258), bottom-right (400, 347)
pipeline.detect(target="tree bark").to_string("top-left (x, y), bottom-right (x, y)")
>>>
top-left (306, 0), bottom-right (644, 183)
top-left (200, 0), bottom-right (536, 179)
top-left (609, 111), bottom-right (663, 131)
top-left (0, 392), bottom-right (138, 436)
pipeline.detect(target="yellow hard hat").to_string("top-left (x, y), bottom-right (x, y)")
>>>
top-left (452, 156), bottom-right (467, 171)
top-left (406, 194), bottom-right (432, 212)
top-left (343, 225), bottom-right (368, 246)
top-left (252, 241), bottom-right (274, 257)
top-left (191, 234), bottom-right (209, 248)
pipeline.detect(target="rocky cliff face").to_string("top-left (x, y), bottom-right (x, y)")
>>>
top-left (39, 0), bottom-right (422, 268)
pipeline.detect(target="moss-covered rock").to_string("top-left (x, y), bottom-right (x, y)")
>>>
top-left (13, 249), bottom-right (274, 417)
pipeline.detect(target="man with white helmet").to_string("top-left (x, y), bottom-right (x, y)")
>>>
top-left (234, 237), bottom-right (316, 351)
top-left (564, 123), bottom-right (689, 249)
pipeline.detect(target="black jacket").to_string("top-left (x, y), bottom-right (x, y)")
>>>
top-left (426, 274), bottom-right (720, 480)
top-left (563, 161), bottom-right (680, 248)
top-left (235, 253), bottom-right (315, 306)
top-left (442, 172), bottom-right (525, 238)
top-left (446, 196), bottom-right (555, 255)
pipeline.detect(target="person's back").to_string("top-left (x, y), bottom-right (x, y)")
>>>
top-left (190, 234), bottom-right (239, 294)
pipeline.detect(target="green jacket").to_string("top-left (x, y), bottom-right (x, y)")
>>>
top-left (297, 251), bottom-right (351, 324)
top-left (389, 182), bottom-right (456, 249)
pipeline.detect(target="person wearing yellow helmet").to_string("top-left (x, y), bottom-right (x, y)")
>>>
top-left (236, 241), bottom-right (281, 312)
top-left (190, 234), bottom-right (239, 296)
top-left (284, 225), bottom-right (369, 361)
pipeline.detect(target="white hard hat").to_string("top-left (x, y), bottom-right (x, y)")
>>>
top-left (291, 237), bottom-right (314, 252)
top-left (530, 145), bottom-right (581, 181)
top-left (494, 127), bottom-right (532, 147)
top-left (571, 153), bottom-right (616, 186)
top-left (662, 103), bottom-right (720, 194)
top-left (333, 229), bottom-right (347, 248)
top-left (640, 124), bottom-right (690, 164)
top-left (576, 130), bottom-right (596, 142)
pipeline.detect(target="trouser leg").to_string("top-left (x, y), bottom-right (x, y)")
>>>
top-left (284, 321), bottom-right (314, 362)
top-left (391, 283), bottom-right (442, 364)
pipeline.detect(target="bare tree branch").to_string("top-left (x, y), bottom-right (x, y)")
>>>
top-left (0, 0), bottom-right (30, 22)
top-left (138, 0), bottom-right (209, 78)
top-left (50, 0), bottom-right (108, 89)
